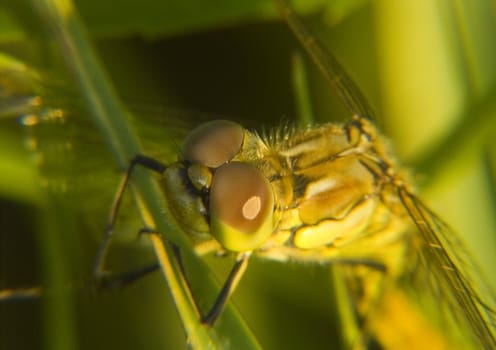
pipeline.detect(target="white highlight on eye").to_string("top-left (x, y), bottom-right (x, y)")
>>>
top-left (243, 196), bottom-right (261, 220)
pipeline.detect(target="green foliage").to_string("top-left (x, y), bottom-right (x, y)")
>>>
top-left (1, 0), bottom-right (495, 349)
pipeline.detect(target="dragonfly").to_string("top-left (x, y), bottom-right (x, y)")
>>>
top-left (1, 0), bottom-right (496, 349)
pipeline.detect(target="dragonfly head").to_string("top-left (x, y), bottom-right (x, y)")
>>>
top-left (163, 120), bottom-right (275, 252)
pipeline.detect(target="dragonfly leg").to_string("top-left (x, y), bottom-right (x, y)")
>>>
top-left (329, 257), bottom-right (387, 273)
top-left (92, 226), bottom-right (175, 291)
top-left (93, 155), bottom-right (166, 280)
top-left (200, 251), bottom-right (251, 326)
top-left (94, 263), bottom-right (161, 292)
top-left (0, 264), bottom-right (161, 302)
top-left (141, 228), bottom-right (252, 326)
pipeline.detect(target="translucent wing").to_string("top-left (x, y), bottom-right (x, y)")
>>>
top-left (397, 188), bottom-right (496, 348)
top-left (332, 187), bottom-right (496, 349)
top-left (275, 2), bottom-right (496, 348)
top-left (0, 55), bottom-right (218, 350)
top-left (1, 57), bottom-right (220, 243)
top-left (276, 0), bottom-right (375, 120)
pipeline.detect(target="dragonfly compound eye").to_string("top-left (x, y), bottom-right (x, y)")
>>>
top-left (209, 162), bottom-right (274, 252)
top-left (181, 120), bottom-right (244, 168)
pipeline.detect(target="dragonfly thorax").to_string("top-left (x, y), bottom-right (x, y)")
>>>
top-left (256, 119), bottom-right (413, 266)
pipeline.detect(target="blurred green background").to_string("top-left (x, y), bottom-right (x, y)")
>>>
top-left (0, 0), bottom-right (495, 349)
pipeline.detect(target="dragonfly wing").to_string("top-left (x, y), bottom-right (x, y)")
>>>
top-left (276, 0), bottom-right (375, 121)
top-left (333, 187), bottom-right (496, 349)
top-left (397, 188), bottom-right (496, 349)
